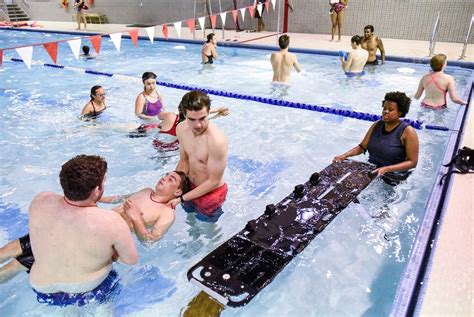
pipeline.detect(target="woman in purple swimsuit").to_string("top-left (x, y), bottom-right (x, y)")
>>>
top-left (135, 72), bottom-right (165, 122)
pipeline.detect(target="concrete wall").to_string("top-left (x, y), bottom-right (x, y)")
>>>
top-left (20, 0), bottom-right (473, 43)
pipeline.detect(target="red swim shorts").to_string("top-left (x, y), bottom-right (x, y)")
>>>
top-left (189, 182), bottom-right (228, 216)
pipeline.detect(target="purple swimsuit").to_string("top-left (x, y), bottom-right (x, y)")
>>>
top-left (143, 92), bottom-right (163, 116)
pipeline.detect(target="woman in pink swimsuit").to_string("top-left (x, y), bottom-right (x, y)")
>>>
top-left (414, 54), bottom-right (466, 109)
top-left (329, 0), bottom-right (348, 42)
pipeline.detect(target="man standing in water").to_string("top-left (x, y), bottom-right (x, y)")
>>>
top-left (270, 34), bottom-right (302, 83)
top-left (29, 155), bottom-right (138, 306)
top-left (167, 91), bottom-right (228, 221)
top-left (361, 25), bottom-right (385, 65)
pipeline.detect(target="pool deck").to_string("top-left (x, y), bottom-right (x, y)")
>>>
top-left (9, 21), bottom-right (474, 314)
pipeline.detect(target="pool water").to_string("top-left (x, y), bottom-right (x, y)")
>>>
top-left (0, 30), bottom-right (472, 316)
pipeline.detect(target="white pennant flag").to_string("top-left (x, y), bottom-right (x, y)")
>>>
top-left (67, 38), bottom-right (81, 60)
top-left (239, 8), bottom-right (246, 22)
top-left (145, 26), bottom-right (155, 44)
top-left (15, 46), bottom-right (33, 69)
top-left (220, 12), bottom-right (227, 26)
top-left (109, 32), bottom-right (122, 51)
top-left (198, 17), bottom-right (205, 31)
top-left (271, 0), bottom-right (276, 10)
top-left (173, 21), bottom-right (182, 38)
top-left (257, 3), bottom-right (263, 16)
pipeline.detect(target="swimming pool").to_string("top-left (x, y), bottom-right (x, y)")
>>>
top-left (0, 29), bottom-right (472, 316)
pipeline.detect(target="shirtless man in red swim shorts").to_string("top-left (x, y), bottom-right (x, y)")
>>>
top-left (167, 91), bottom-right (228, 221)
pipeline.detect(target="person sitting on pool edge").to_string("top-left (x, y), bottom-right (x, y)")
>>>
top-left (340, 35), bottom-right (368, 77)
top-left (413, 53), bottom-right (467, 109)
top-left (80, 85), bottom-right (106, 120)
top-left (0, 170), bottom-right (189, 283)
top-left (333, 91), bottom-right (419, 184)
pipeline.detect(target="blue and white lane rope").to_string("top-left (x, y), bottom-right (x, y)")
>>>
top-left (7, 57), bottom-right (452, 131)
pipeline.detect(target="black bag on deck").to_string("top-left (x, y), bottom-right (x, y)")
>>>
top-left (440, 146), bottom-right (474, 184)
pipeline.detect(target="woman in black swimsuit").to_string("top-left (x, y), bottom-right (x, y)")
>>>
top-left (81, 85), bottom-right (107, 119)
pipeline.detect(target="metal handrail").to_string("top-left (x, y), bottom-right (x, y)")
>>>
top-left (459, 14), bottom-right (473, 60)
top-left (428, 12), bottom-right (440, 57)
top-left (0, 8), bottom-right (9, 21)
top-left (218, 0), bottom-right (224, 39)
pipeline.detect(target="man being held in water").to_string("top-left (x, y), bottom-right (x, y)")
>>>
top-left (0, 170), bottom-right (188, 283)
top-left (270, 34), bottom-right (302, 83)
top-left (167, 91), bottom-right (228, 221)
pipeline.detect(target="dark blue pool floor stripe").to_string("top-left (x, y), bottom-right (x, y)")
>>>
top-left (6, 56), bottom-right (456, 131)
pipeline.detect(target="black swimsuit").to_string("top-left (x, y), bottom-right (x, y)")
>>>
top-left (83, 101), bottom-right (106, 119)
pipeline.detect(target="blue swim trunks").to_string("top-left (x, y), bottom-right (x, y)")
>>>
top-left (345, 71), bottom-right (365, 77)
top-left (33, 270), bottom-right (121, 307)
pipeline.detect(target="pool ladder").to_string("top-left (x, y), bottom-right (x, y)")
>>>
top-left (428, 12), bottom-right (440, 57)
top-left (459, 14), bottom-right (473, 60)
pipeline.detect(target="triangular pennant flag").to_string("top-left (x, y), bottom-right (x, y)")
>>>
top-left (15, 46), bottom-right (33, 69)
top-left (67, 38), bottom-right (81, 60)
top-left (162, 24), bottom-right (169, 40)
top-left (239, 8), bottom-right (246, 22)
top-left (248, 5), bottom-right (255, 18)
top-left (232, 10), bottom-right (238, 25)
top-left (257, 4), bottom-right (263, 17)
top-left (89, 35), bottom-right (102, 55)
top-left (265, 0), bottom-right (270, 11)
top-left (210, 15), bottom-right (217, 29)
top-left (128, 29), bottom-right (139, 47)
top-left (43, 42), bottom-right (58, 64)
top-left (145, 26), bottom-right (155, 44)
top-left (220, 12), bottom-right (227, 27)
top-left (109, 32), bottom-right (122, 51)
top-left (186, 19), bottom-right (195, 33)
top-left (271, 0), bottom-right (276, 10)
top-left (0, 49), bottom-right (3, 68)
top-left (173, 21), bottom-right (182, 38)
top-left (198, 17), bottom-right (205, 31)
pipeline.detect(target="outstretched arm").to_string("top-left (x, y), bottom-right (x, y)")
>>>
top-left (333, 122), bottom-right (377, 162)
top-left (447, 76), bottom-right (467, 105)
top-left (209, 107), bottom-right (230, 120)
top-left (293, 55), bottom-right (302, 73)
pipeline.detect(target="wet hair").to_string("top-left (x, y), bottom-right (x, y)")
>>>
top-left (278, 34), bottom-right (290, 49)
top-left (90, 85), bottom-right (102, 100)
top-left (206, 33), bottom-right (215, 43)
top-left (383, 91), bottom-right (411, 118)
top-left (364, 25), bottom-right (374, 33)
top-left (60, 155), bottom-right (107, 201)
top-left (174, 170), bottom-right (190, 194)
top-left (82, 45), bottom-right (90, 55)
top-left (141, 72), bottom-right (157, 90)
top-left (179, 90), bottom-right (211, 116)
top-left (430, 54), bottom-right (447, 72)
top-left (351, 35), bottom-right (363, 45)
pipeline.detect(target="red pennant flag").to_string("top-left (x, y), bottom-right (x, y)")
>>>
top-left (89, 35), bottom-right (102, 55)
top-left (162, 24), bottom-right (169, 40)
top-left (0, 49), bottom-right (3, 68)
top-left (186, 19), bottom-right (195, 33)
top-left (43, 42), bottom-right (58, 64)
top-left (210, 15), bottom-right (217, 29)
top-left (265, 1), bottom-right (270, 11)
top-left (248, 5), bottom-right (255, 18)
top-left (232, 10), bottom-right (238, 25)
top-left (128, 29), bottom-right (139, 47)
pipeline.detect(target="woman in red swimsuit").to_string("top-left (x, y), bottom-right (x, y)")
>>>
top-left (414, 54), bottom-right (466, 109)
top-left (329, 0), bottom-right (348, 42)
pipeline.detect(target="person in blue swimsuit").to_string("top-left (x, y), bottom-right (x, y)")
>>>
top-left (333, 91), bottom-right (419, 183)
top-left (135, 72), bottom-right (165, 123)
